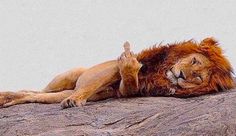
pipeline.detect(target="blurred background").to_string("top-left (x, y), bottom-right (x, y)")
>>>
top-left (0, 0), bottom-right (235, 91)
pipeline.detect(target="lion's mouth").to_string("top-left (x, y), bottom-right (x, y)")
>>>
top-left (166, 70), bottom-right (185, 89)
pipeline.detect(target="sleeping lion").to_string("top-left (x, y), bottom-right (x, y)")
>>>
top-left (0, 37), bottom-right (235, 109)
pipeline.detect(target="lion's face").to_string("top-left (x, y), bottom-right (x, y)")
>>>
top-left (166, 53), bottom-right (212, 89)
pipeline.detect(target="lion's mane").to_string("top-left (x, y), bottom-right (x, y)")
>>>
top-left (136, 38), bottom-right (235, 97)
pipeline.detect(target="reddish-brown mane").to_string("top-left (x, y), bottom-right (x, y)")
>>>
top-left (136, 38), bottom-right (235, 97)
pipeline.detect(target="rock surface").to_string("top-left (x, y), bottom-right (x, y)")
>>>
top-left (0, 90), bottom-right (236, 136)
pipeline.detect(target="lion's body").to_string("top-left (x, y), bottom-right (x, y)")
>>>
top-left (0, 38), bottom-right (235, 108)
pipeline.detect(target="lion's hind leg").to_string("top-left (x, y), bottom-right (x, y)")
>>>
top-left (42, 67), bottom-right (87, 93)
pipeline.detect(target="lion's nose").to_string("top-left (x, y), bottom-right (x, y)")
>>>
top-left (178, 70), bottom-right (186, 80)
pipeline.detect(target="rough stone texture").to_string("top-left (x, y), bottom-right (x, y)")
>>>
top-left (0, 90), bottom-right (236, 136)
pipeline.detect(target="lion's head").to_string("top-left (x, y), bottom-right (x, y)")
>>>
top-left (138, 38), bottom-right (235, 97)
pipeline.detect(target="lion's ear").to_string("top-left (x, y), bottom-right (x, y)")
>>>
top-left (200, 37), bottom-right (223, 55)
top-left (200, 37), bottom-right (234, 78)
top-left (200, 37), bottom-right (218, 46)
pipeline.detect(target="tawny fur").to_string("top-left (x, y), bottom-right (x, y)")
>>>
top-left (0, 38), bottom-right (235, 109)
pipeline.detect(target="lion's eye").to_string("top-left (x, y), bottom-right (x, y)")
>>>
top-left (191, 57), bottom-right (201, 65)
top-left (192, 72), bottom-right (198, 77)
top-left (192, 72), bottom-right (200, 77)
top-left (192, 72), bottom-right (202, 81)
top-left (192, 57), bottom-right (197, 64)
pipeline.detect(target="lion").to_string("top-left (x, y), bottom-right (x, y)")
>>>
top-left (0, 37), bottom-right (235, 109)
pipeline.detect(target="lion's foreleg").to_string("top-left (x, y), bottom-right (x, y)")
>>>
top-left (26, 90), bottom-right (75, 104)
top-left (118, 42), bottom-right (142, 97)
top-left (0, 90), bottom-right (75, 108)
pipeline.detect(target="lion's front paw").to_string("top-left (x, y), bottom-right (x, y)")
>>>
top-left (0, 92), bottom-right (26, 108)
top-left (118, 44), bottom-right (142, 74)
top-left (61, 96), bottom-right (87, 109)
top-left (118, 54), bottom-right (142, 71)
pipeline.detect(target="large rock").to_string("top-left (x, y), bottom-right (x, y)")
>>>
top-left (0, 90), bottom-right (236, 136)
